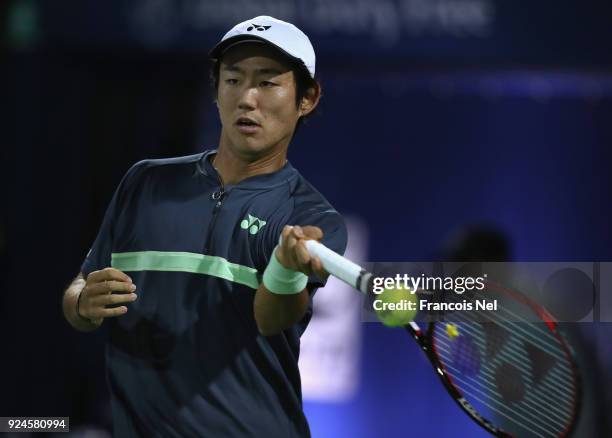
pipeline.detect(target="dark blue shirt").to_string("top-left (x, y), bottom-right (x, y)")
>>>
top-left (81, 150), bottom-right (347, 438)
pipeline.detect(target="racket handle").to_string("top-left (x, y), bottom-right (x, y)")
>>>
top-left (304, 240), bottom-right (372, 294)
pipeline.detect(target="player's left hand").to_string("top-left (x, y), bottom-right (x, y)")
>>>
top-left (276, 225), bottom-right (327, 279)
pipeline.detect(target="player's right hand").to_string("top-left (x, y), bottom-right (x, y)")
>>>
top-left (78, 267), bottom-right (138, 324)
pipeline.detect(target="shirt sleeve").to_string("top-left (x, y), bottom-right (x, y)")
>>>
top-left (80, 162), bottom-right (142, 277)
top-left (291, 209), bottom-right (348, 290)
top-left (286, 207), bottom-right (348, 335)
top-left (261, 206), bottom-right (348, 290)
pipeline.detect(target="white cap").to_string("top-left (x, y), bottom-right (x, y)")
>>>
top-left (209, 16), bottom-right (316, 78)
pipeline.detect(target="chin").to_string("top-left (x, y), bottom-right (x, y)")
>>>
top-left (230, 136), bottom-right (272, 157)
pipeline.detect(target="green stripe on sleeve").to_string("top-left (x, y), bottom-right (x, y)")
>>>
top-left (111, 251), bottom-right (260, 289)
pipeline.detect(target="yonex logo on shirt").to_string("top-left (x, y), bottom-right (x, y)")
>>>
top-left (247, 23), bottom-right (271, 32)
top-left (240, 214), bottom-right (267, 235)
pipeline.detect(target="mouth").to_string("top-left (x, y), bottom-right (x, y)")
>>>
top-left (235, 117), bottom-right (261, 135)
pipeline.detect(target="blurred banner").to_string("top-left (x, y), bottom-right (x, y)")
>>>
top-left (300, 217), bottom-right (369, 402)
top-left (9, 0), bottom-right (612, 66)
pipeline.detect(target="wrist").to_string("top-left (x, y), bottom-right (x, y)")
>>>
top-left (263, 246), bottom-right (308, 295)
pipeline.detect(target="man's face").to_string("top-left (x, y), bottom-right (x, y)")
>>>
top-left (216, 43), bottom-right (304, 158)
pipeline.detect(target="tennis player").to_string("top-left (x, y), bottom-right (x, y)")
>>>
top-left (62, 16), bottom-right (347, 437)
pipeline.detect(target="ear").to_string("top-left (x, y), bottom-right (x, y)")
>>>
top-left (298, 82), bottom-right (321, 117)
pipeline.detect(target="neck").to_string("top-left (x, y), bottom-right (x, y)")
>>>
top-left (213, 137), bottom-right (288, 185)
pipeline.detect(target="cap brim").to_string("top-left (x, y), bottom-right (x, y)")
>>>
top-left (208, 35), bottom-right (310, 77)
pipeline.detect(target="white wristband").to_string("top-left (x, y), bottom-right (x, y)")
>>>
top-left (263, 246), bottom-right (308, 295)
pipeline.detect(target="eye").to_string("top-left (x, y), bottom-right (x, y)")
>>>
top-left (224, 78), bottom-right (238, 85)
top-left (260, 81), bottom-right (276, 87)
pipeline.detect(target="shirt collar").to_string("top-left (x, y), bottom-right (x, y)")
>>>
top-left (198, 149), bottom-right (297, 190)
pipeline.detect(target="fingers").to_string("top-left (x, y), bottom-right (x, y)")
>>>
top-left (300, 226), bottom-right (323, 241)
top-left (92, 291), bottom-right (138, 307)
top-left (87, 267), bottom-right (132, 284)
top-left (86, 268), bottom-right (135, 299)
top-left (295, 240), bottom-right (312, 267)
top-left (280, 225), bottom-right (294, 245)
top-left (280, 225), bottom-right (322, 242)
top-left (311, 256), bottom-right (328, 280)
top-left (278, 225), bottom-right (325, 275)
top-left (95, 306), bottom-right (129, 319)
top-left (80, 267), bottom-right (138, 321)
top-left (285, 232), bottom-right (298, 254)
top-left (87, 280), bottom-right (136, 296)
top-left (278, 225), bottom-right (298, 269)
top-left (80, 288), bottom-right (138, 321)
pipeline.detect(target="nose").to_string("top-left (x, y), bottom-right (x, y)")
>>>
top-left (238, 86), bottom-right (258, 111)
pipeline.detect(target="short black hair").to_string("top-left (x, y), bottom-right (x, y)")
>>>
top-left (209, 55), bottom-right (320, 131)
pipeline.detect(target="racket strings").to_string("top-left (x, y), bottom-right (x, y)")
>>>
top-left (435, 333), bottom-right (573, 427)
top-left (431, 294), bottom-right (577, 438)
top-left (435, 357), bottom-right (554, 438)
top-left (439, 320), bottom-right (573, 403)
top-left (449, 315), bottom-right (574, 396)
top-left (434, 331), bottom-right (574, 438)
top-left (442, 290), bottom-right (572, 365)
top-left (437, 323), bottom-right (574, 416)
top-left (436, 357), bottom-right (555, 438)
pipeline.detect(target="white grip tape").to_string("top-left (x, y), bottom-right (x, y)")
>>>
top-left (304, 240), bottom-right (362, 287)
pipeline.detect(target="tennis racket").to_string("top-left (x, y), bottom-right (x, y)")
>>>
top-left (304, 239), bottom-right (581, 438)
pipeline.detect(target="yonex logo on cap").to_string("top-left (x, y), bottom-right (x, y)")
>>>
top-left (210, 16), bottom-right (316, 78)
top-left (247, 24), bottom-right (271, 32)
top-left (240, 214), bottom-right (267, 235)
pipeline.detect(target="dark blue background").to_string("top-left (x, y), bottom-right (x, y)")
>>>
top-left (2, 0), bottom-right (612, 436)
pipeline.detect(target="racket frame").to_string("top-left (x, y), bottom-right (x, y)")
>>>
top-left (405, 320), bottom-right (512, 437)
top-left (301, 239), bottom-right (581, 437)
top-left (403, 284), bottom-right (582, 438)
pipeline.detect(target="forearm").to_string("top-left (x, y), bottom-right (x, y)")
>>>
top-left (254, 225), bottom-right (327, 336)
top-left (62, 274), bottom-right (102, 332)
top-left (253, 284), bottom-right (309, 336)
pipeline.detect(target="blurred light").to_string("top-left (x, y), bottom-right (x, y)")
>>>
top-left (7, 0), bottom-right (40, 50)
top-left (300, 217), bottom-right (369, 402)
